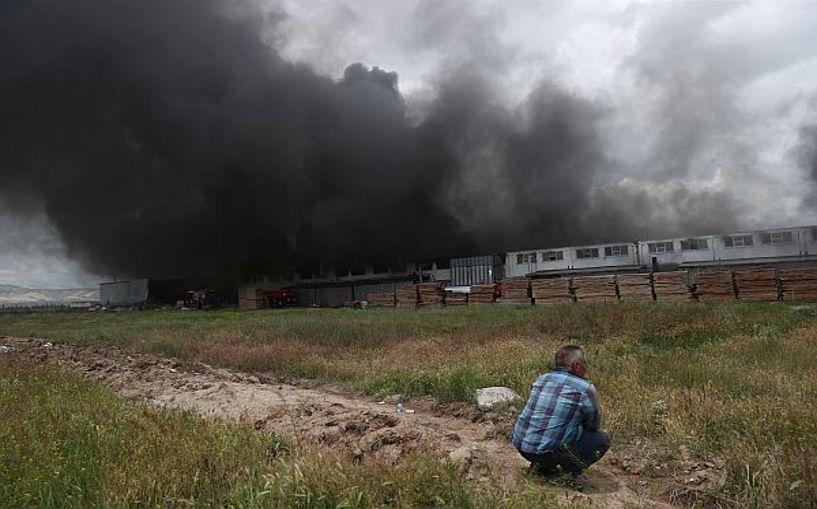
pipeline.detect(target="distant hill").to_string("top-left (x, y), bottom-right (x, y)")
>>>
top-left (0, 284), bottom-right (98, 306)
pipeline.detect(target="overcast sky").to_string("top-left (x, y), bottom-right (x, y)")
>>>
top-left (2, 0), bottom-right (817, 288)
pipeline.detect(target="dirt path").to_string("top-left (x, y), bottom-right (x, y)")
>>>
top-left (4, 337), bottom-right (679, 508)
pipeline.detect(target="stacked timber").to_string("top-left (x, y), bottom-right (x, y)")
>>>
top-left (368, 292), bottom-right (396, 307)
top-left (530, 278), bottom-right (573, 304)
top-left (417, 282), bottom-right (446, 308)
top-left (652, 272), bottom-right (691, 301)
top-left (616, 274), bottom-right (654, 301)
top-left (572, 275), bottom-right (618, 302)
top-left (734, 267), bottom-right (779, 301)
top-left (445, 292), bottom-right (468, 306)
top-left (238, 287), bottom-right (265, 310)
top-left (779, 268), bottom-right (817, 301)
top-left (499, 277), bottom-right (531, 304)
top-left (695, 271), bottom-right (735, 300)
top-left (395, 284), bottom-right (418, 309)
top-left (469, 284), bottom-right (496, 304)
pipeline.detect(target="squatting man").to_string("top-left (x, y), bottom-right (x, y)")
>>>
top-left (512, 345), bottom-right (609, 476)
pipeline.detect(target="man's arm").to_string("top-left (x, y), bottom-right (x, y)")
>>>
top-left (581, 384), bottom-right (601, 431)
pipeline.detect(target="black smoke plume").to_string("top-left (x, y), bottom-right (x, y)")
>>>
top-left (0, 0), bottom-right (737, 282)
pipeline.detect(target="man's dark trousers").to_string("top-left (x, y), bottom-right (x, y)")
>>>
top-left (520, 430), bottom-right (610, 476)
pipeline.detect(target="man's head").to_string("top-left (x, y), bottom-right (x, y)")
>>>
top-left (555, 345), bottom-right (587, 378)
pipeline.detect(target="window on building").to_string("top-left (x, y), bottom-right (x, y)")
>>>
top-left (542, 250), bottom-right (564, 261)
top-left (576, 248), bottom-right (599, 259)
top-left (759, 231), bottom-right (793, 245)
top-left (515, 253), bottom-right (538, 264)
top-left (680, 238), bottom-right (708, 250)
top-left (647, 241), bottom-right (674, 253)
top-left (812, 228), bottom-right (817, 242)
top-left (723, 234), bottom-right (754, 247)
top-left (604, 245), bottom-right (629, 257)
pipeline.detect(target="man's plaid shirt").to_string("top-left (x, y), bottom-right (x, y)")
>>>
top-left (511, 368), bottom-right (601, 454)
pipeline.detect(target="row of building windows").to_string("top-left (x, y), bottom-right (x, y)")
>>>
top-left (516, 245), bottom-right (629, 264)
top-left (648, 232), bottom-right (796, 252)
top-left (515, 231), bottom-right (803, 264)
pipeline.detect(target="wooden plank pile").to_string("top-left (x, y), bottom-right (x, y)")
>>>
top-left (417, 282), bottom-right (446, 308)
top-left (734, 267), bottom-right (779, 301)
top-left (572, 275), bottom-right (618, 302)
top-left (395, 284), bottom-right (418, 309)
top-left (469, 284), bottom-right (496, 304)
top-left (445, 292), bottom-right (468, 306)
top-left (368, 292), bottom-right (396, 307)
top-left (695, 271), bottom-right (735, 300)
top-left (779, 268), bottom-right (817, 301)
top-left (238, 287), bottom-right (265, 310)
top-left (530, 278), bottom-right (573, 304)
top-left (499, 277), bottom-right (531, 304)
top-left (652, 272), bottom-right (691, 301)
top-left (616, 274), bottom-right (654, 301)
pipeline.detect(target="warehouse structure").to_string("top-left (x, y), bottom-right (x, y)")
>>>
top-left (99, 278), bottom-right (235, 308)
top-left (506, 225), bottom-right (817, 278)
top-left (101, 225), bottom-right (817, 309)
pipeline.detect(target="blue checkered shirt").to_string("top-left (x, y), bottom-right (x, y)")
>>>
top-left (511, 368), bottom-right (601, 454)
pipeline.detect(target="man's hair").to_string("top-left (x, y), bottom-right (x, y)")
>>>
top-left (555, 345), bottom-right (585, 368)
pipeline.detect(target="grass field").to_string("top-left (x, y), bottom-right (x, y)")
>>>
top-left (0, 360), bottom-right (565, 508)
top-left (2, 302), bottom-right (817, 507)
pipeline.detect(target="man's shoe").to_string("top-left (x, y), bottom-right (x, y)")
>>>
top-left (526, 463), bottom-right (558, 478)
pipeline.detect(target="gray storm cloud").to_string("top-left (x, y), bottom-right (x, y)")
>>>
top-left (1, 0), bottom-right (813, 284)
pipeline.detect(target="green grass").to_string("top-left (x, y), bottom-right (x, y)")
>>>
top-left (0, 362), bottom-right (571, 508)
top-left (2, 301), bottom-right (817, 507)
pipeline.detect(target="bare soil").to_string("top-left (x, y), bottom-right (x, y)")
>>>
top-left (3, 337), bottom-right (725, 508)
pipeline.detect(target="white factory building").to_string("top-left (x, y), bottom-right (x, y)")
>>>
top-left (505, 225), bottom-right (817, 278)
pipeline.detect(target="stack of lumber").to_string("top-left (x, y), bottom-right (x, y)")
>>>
top-left (501, 277), bottom-right (531, 298)
top-left (445, 292), bottom-right (468, 306)
top-left (572, 275), bottom-right (618, 302)
top-left (469, 284), bottom-right (496, 304)
top-left (734, 267), bottom-right (779, 301)
top-left (499, 277), bottom-right (531, 304)
top-left (530, 278), bottom-right (573, 304)
top-left (368, 292), bottom-right (396, 307)
top-left (695, 271), bottom-right (735, 300)
top-left (417, 282), bottom-right (446, 308)
top-left (616, 274), bottom-right (654, 301)
top-left (779, 268), bottom-right (817, 301)
top-left (652, 272), bottom-right (691, 301)
top-left (395, 284), bottom-right (418, 309)
top-left (238, 287), bottom-right (265, 310)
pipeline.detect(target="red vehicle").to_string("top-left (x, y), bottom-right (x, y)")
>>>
top-left (263, 288), bottom-right (297, 308)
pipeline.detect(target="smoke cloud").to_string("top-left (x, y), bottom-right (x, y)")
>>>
top-left (0, 0), bottom-right (776, 283)
top-left (799, 124), bottom-right (817, 208)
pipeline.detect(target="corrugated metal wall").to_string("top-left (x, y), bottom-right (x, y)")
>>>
top-left (292, 287), bottom-right (316, 307)
top-left (292, 281), bottom-right (413, 307)
top-left (291, 286), bottom-right (353, 308)
top-left (316, 286), bottom-right (353, 308)
top-left (450, 256), bottom-right (503, 286)
top-left (99, 279), bottom-right (149, 306)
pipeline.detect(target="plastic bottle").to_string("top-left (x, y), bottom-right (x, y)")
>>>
top-left (396, 397), bottom-right (404, 415)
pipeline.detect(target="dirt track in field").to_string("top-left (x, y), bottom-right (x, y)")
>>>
top-left (3, 337), bottom-right (721, 508)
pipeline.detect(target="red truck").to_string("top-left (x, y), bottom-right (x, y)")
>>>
top-left (262, 288), bottom-right (297, 308)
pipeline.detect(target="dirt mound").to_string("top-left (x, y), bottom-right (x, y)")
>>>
top-left (3, 337), bottom-right (682, 508)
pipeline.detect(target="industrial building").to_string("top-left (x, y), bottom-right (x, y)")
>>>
top-left (506, 225), bottom-right (817, 278)
top-left (286, 260), bottom-right (453, 308)
top-left (101, 225), bottom-right (817, 308)
top-left (99, 278), bottom-right (234, 308)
